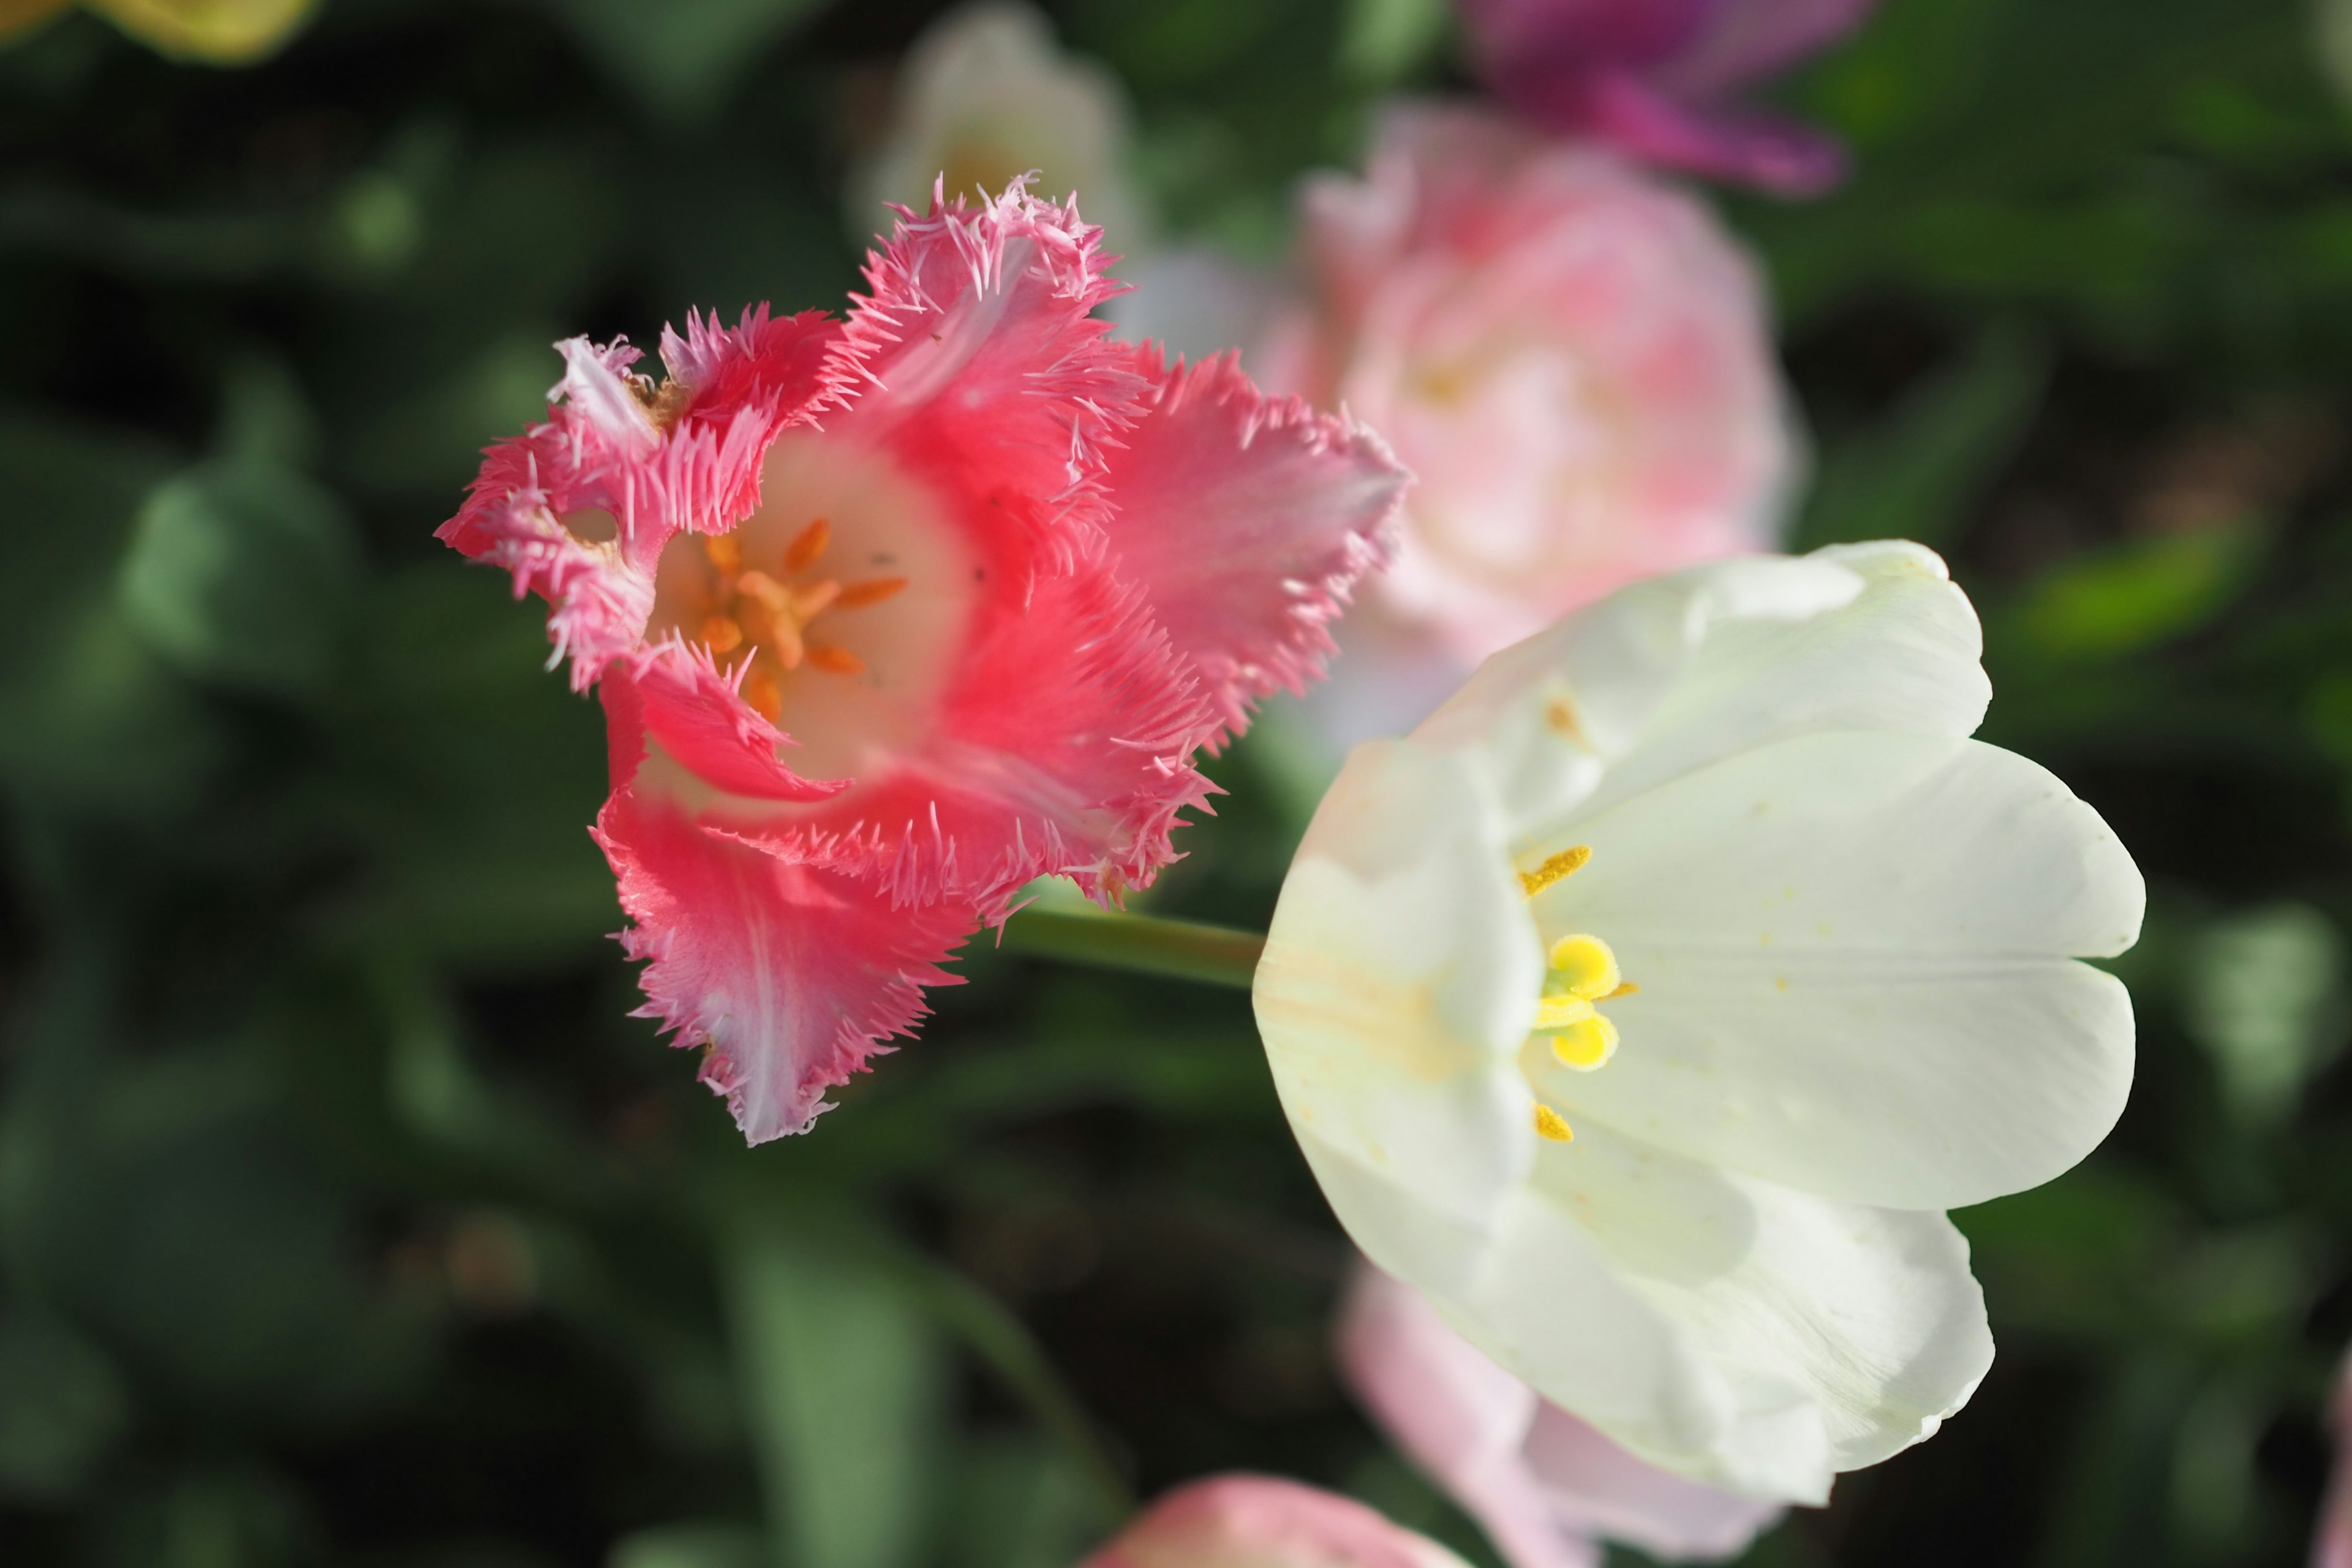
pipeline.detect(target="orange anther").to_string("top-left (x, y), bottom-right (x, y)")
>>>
top-left (742, 669), bottom-right (783, 721)
top-left (807, 643), bottom-right (865, 675)
top-left (783, 518), bottom-right (832, 573)
top-left (835, 576), bottom-right (909, 609)
top-left (702, 533), bottom-right (741, 573)
top-left (700, 615), bottom-right (744, 654)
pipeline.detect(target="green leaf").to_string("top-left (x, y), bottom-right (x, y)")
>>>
top-left (0, 1308), bottom-right (129, 1501)
top-left (2185, 903), bottom-right (2347, 1125)
top-left (544, 0), bottom-right (839, 129)
top-left (1795, 322), bottom-right (2049, 551)
top-left (2008, 522), bottom-right (2266, 660)
top-left (722, 1217), bottom-right (946, 1568)
top-left (117, 460), bottom-right (363, 703)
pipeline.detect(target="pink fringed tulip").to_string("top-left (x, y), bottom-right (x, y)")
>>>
top-left (441, 184), bottom-right (1406, 1141)
top-left (1340, 1264), bottom-right (1781, 1568)
top-left (1083, 1474), bottom-right (1471, 1568)
top-left (1453, 0), bottom-right (1880, 195)
top-left (1262, 105), bottom-right (1790, 687)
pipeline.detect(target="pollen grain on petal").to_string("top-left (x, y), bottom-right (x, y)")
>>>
top-left (1518, 844), bottom-right (1592, 898)
top-left (783, 517), bottom-right (832, 573)
top-left (1533, 1104), bottom-right (1575, 1142)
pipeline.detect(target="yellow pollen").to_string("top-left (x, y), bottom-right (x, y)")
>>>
top-left (701, 614), bottom-right (744, 654)
top-left (1533, 1104), bottom-right (1575, 1142)
top-left (1518, 844), bottom-right (1591, 898)
top-left (1546, 933), bottom-right (1620, 1001)
top-left (783, 517), bottom-right (832, 573)
top-left (1532, 994), bottom-right (1594, 1030)
top-left (1604, 981), bottom-right (1640, 1000)
top-left (1550, 1014), bottom-right (1619, 1071)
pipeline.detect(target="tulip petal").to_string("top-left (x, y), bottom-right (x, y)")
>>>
top-left (1533, 729), bottom-right (2143, 1210)
top-left (1446, 1118), bottom-right (1991, 1499)
top-left (1257, 741), bottom-right (1544, 1289)
top-left (1098, 345), bottom-right (1408, 747)
top-left (592, 786), bottom-right (970, 1143)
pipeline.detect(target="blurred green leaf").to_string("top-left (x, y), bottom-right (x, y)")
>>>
top-left (1335, 0), bottom-right (1449, 86)
top-left (544, 0), bottom-right (839, 129)
top-left (118, 460), bottom-right (363, 703)
top-left (2007, 522), bottom-right (2266, 660)
top-left (0, 1306), bottom-right (130, 1501)
top-left (723, 1216), bottom-right (946, 1568)
top-left (1796, 322), bottom-right (2050, 550)
top-left (609, 1521), bottom-right (767, 1568)
top-left (2186, 902), bottom-right (2347, 1125)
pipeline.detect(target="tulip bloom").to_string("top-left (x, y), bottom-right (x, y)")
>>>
top-left (1340, 1262), bottom-right (1779, 1567)
top-left (1453, 0), bottom-right (1881, 195)
top-left (1082, 1474), bottom-right (1470, 1568)
top-left (1254, 544), bottom-right (2143, 1497)
top-left (443, 185), bottom-right (1406, 1140)
top-left (1264, 105), bottom-right (1790, 681)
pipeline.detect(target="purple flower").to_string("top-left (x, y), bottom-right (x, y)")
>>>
top-left (1455, 0), bottom-right (1881, 195)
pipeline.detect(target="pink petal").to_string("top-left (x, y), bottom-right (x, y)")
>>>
top-left (1098, 344), bottom-right (1409, 748)
top-left (1082, 1476), bottom-right (1470, 1568)
top-left (606, 646), bottom-right (846, 804)
top-left (592, 780), bottom-right (971, 1143)
top-left (438, 306), bottom-right (843, 688)
top-left (1338, 1262), bottom-right (1780, 1568)
top-left (1660, 0), bottom-right (1883, 97)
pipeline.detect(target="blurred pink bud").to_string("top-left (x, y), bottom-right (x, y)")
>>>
top-left (1454, 0), bottom-right (1880, 195)
top-left (1082, 1474), bottom-right (1472, 1568)
top-left (1263, 104), bottom-right (1795, 680)
top-left (1339, 1262), bottom-right (1784, 1567)
top-left (2315, 1349), bottom-right (2352, 1568)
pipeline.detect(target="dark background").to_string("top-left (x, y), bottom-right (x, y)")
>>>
top-left (4, 1), bottom-right (2352, 1564)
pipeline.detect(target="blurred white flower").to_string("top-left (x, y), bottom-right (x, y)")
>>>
top-left (850, 2), bottom-right (1147, 248)
top-left (1254, 542), bottom-right (2144, 1499)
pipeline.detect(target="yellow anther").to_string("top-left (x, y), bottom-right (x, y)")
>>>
top-left (701, 614), bottom-right (744, 655)
top-left (1533, 1104), bottom-right (1575, 1143)
top-left (1518, 845), bottom-right (1591, 898)
top-left (703, 533), bottom-right (741, 573)
top-left (1532, 994), bottom-right (1594, 1030)
top-left (807, 643), bottom-right (865, 675)
top-left (783, 517), bottom-right (832, 573)
top-left (1546, 933), bottom-right (1621, 1001)
top-left (1549, 1013), bottom-right (1619, 1071)
top-left (1602, 981), bottom-right (1640, 1000)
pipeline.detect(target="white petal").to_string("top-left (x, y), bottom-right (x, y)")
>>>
top-left (1437, 1120), bottom-right (1992, 1498)
top-left (1534, 729), bottom-right (2143, 1209)
top-left (1411, 554), bottom-right (1866, 837)
top-left (1256, 741), bottom-right (1545, 1289)
top-left (1570, 540), bottom-right (1990, 823)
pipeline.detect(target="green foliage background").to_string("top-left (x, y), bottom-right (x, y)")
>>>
top-left (4, 1), bottom-right (2352, 1564)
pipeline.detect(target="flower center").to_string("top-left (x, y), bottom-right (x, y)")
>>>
top-left (1517, 843), bottom-right (1637, 1145)
top-left (678, 518), bottom-right (908, 721)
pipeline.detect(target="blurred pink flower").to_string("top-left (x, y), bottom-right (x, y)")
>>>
top-left (1339, 1263), bottom-right (1784, 1568)
top-left (1082, 1474), bottom-right (1471, 1568)
top-left (1453, 0), bottom-right (1880, 195)
top-left (1262, 104), bottom-right (1793, 694)
top-left (441, 183), bottom-right (1404, 1142)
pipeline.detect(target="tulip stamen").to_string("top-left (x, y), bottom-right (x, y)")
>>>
top-left (1531, 929), bottom-right (1629, 1073)
top-left (691, 520), bottom-right (895, 720)
top-left (1518, 844), bottom-right (1591, 897)
top-left (1534, 1103), bottom-right (1575, 1143)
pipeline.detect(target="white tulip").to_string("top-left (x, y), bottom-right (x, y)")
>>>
top-left (1254, 541), bottom-right (2144, 1502)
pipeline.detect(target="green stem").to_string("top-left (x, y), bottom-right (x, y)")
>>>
top-left (1001, 908), bottom-right (1265, 990)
